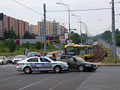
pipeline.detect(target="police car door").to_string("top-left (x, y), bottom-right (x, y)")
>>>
top-left (40, 57), bottom-right (52, 70)
top-left (27, 57), bottom-right (40, 71)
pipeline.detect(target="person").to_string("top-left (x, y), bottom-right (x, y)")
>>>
top-left (104, 52), bottom-right (108, 63)
top-left (51, 53), bottom-right (56, 61)
top-left (25, 48), bottom-right (29, 56)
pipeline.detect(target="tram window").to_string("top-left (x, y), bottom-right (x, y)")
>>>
top-left (66, 46), bottom-right (75, 55)
top-left (80, 47), bottom-right (85, 55)
top-left (88, 48), bottom-right (93, 53)
top-left (84, 48), bottom-right (87, 54)
top-left (75, 47), bottom-right (80, 55)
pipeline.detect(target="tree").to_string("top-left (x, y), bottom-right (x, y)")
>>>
top-left (71, 33), bottom-right (80, 44)
top-left (8, 39), bottom-right (16, 55)
top-left (4, 28), bottom-right (17, 39)
top-left (23, 31), bottom-right (31, 39)
top-left (35, 41), bottom-right (41, 50)
top-left (4, 28), bottom-right (8, 39)
top-left (23, 31), bottom-right (35, 39)
top-left (26, 42), bottom-right (30, 49)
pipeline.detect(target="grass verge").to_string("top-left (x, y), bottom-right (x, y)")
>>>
top-left (101, 46), bottom-right (120, 63)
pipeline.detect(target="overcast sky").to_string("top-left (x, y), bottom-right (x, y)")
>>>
top-left (0, 0), bottom-right (120, 35)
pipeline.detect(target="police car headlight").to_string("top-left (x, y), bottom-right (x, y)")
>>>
top-left (86, 64), bottom-right (91, 67)
top-left (63, 63), bottom-right (68, 67)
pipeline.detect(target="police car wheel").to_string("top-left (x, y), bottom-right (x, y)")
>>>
top-left (54, 66), bottom-right (61, 73)
top-left (24, 67), bottom-right (32, 74)
top-left (78, 66), bottom-right (84, 72)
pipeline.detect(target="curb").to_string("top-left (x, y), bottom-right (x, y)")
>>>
top-left (94, 62), bottom-right (120, 66)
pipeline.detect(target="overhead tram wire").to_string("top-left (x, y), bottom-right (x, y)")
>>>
top-left (46, 8), bottom-right (111, 12)
top-left (13, 0), bottom-right (53, 20)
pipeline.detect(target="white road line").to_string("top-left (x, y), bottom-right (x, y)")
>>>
top-left (49, 72), bottom-right (81, 90)
top-left (0, 76), bottom-right (16, 82)
top-left (18, 78), bottom-right (48, 90)
top-left (49, 80), bottom-right (66, 90)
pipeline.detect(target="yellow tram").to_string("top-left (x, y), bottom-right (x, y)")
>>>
top-left (64, 44), bottom-right (93, 59)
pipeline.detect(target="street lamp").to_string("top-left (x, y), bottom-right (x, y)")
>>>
top-left (79, 21), bottom-right (88, 44)
top-left (72, 14), bottom-right (82, 44)
top-left (56, 2), bottom-right (71, 43)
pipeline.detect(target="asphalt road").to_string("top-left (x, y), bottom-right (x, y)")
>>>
top-left (0, 65), bottom-right (120, 90)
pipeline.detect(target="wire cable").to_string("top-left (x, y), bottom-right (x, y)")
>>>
top-left (13, 0), bottom-right (54, 20)
top-left (47, 8), bottom-right (111, 12)
top-left (13, 0), bottom-right (43, 15)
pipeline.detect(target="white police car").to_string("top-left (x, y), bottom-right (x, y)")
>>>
top-left (16, 56), bottom-right (68, 74)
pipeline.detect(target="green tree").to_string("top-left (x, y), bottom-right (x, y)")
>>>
top-left (8, 39), bottom-right (16, 55)
top-left (116, 36), bottom-right (120, 46)
top-left (26, 42), bottom-right (30, 49)
top-left (23, 31), bottom-right (31, 39)
top-left (35, 41), bottom-right (41, 50)
top-left (57, 39), bottom-right (60, 44)
top-left (4, 28), bottom-right (8, 39)
top-left (4, 28), bottom-right (17, 39)
top-left (71, 33), bottom-right (80, 44)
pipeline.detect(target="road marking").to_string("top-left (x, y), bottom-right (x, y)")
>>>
top-left (18, 78), bottom-right (48, 90)
top-left (49, 72), bottom-right (81, 90)
top-left (49, 80), bottom-right (66, 90)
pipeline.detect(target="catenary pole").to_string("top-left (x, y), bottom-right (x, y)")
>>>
top-left (43, 4), bottom-right (47, 55)
top-left (112, 0), bottom-right (117, 63)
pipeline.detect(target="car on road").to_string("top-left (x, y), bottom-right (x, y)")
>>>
top-left (7, 56), bottom-right (14, 64)
top-left (46, 52), bottom-right (53, 58)
top-left (0, 56), bottom-right (7, 65)
top-left (12, 55), bottom-right (27, 64)
top-left (56, 55), bottom-right (97, 72)
top-left (27, 52), bottom-right (41, 57)
top-left (16, 56), bottom-right (69, 74)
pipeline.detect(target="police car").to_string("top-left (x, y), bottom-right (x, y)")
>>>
top-left (16, 56), bottom-right (68, 74)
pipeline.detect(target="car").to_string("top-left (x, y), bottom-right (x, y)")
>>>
top-left (27, 52), bottom-right (41, 57)
top-left (46, 52), bottom-right (53, 58)
top-left (7, 56), bottom-right (14, 64)
top-left (12, 55), bottom-right (27, 64)
top-left (16, 56), bottom-right (69, 74)
top-left (56, 55), bottom-right (97, 72)
top-left (0, 56), bottom-right (7, 65)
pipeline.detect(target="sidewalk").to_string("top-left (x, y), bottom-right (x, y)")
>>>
top-left (94, 62), bottom-right (120, 66)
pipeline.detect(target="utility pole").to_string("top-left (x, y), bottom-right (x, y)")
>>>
top-left (112, 0), bottom-right (117, 63)
top-left (43, 4), bottom-right (47, 55)
top-left (80, 20), bottom-right (82, 44)
top-left (68, 6), bottom-right (71, 41)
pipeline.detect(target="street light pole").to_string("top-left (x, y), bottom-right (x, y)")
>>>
top-left (80, 21), bottom-right (88, 44)
top-left (72, 14), bottom-right (82, 44)
top-left (111, 0), bottom-right (117, 63)
top-left (43, 4), bottom-right (47, 55)
top-left (56, 2), bottom-right (71, 42)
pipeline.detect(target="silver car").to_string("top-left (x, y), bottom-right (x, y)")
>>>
top-left (12, 55), bottom-right (27, 64)
top-left (0, 56), bottom-right (7, 65)
top-left (16, 56), bottom-right (68, 74)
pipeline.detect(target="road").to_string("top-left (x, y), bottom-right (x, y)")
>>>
top-left (0, 65), bottom-right (120, 90)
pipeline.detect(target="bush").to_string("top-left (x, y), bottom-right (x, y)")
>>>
top-left (4, 40), bottom-right (9, 46)
top-left (35, 41), bottom-right (41, 50)
top-left (26, 42), bottom-right (30, 49)
top-left (8, 39), bottom-right (16, 55)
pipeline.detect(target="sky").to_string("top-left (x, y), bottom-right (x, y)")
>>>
top-left (0, 0), bottom-right (120, 36)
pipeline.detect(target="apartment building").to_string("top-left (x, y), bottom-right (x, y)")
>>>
top-left (0, 13), bottom-right (29, 39)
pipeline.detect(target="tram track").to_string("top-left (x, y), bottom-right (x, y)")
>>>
top-left (86, 45), bottom-right (106, 62)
